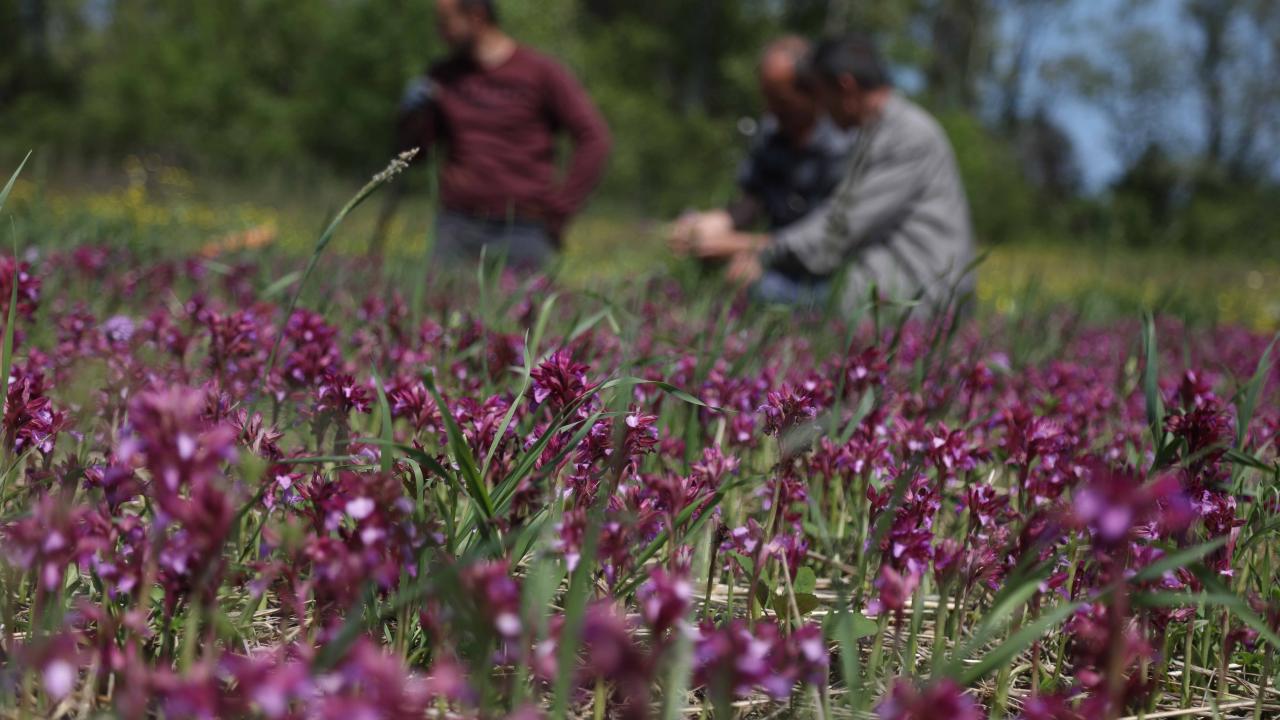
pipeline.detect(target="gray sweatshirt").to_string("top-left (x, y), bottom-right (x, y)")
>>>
top-left (760, 94), bottom-right (975, 313)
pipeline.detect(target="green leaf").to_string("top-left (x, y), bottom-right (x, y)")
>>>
top-left (755, 581), bottom-right (773, 612)
top-left (460, 406), bottom-right (601, 547)
top-left (846, 611), bottom-right (880, 640)
top-left (774, 591), bottom-right (821, 617)
top-left (313, 584), bottom-right (376, 672)
top-left (829, 608), bottom-right (866, 711)
top-left (528, 292), bottom-right (560, 363)
top-left (402, 456), bottom-right (428, 525)
top-left (838, 389), bottom-right (877, 444)
top-left (371, 441), bottom-right (455, 491)
top-left (510, 507), bottom-right (552, 566)
top-left (1132, 590), bottom-right (1237, 609)
top-left (794, 566), bottom-right (817, 595)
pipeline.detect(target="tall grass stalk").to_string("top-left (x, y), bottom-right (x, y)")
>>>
top-left (264, 150), bottom-right (417, 384)
top-left (0, 152), bottom-right (32, 475)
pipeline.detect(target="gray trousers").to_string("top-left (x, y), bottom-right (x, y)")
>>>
top-left (751, 270), bottom-right (832, 308)
top-left (432, 210), bottom-right (557, 271)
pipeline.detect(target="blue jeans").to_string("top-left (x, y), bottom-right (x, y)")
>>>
top-left (751, 270), bottom-right (831, 308)
top-left (432, 211), bottom-right (556, 271)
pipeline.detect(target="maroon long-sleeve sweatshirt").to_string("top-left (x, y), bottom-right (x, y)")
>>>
top-left (403, 46), bottom-right (612, 240)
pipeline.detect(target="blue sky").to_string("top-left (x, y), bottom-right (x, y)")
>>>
top-left (890, 0), bottom-right (1204, 192)
top-left (1022, 0), bottom-right (1198, 191)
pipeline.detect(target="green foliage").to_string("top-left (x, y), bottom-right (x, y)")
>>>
top-left (0, 0), bottom-right (433, 173)
top-left (935, 110), bottom-right (1041, 246)
top-left (1178, 182), bottom-right (1280, 256)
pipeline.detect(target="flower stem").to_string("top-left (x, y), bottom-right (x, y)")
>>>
top-left (931, 581), bottom-right (950, 675)
top-left (1257, 644), bottom-right (1274, 720)
top-left (593, 678), bottom-right (606, 720)
top-left (866, 613), bottom-right (890, 691)
top-left (905, 584), bottom-right (924, 674)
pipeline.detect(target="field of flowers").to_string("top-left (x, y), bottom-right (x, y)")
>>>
top-left (2, 158), bottom-right (1280, 720)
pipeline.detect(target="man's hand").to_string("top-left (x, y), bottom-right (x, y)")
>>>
top-left (694, 225), bottom-right (766, 261)
top-left (669, 210), bottom-right (735, 257)
top-left (668, 211), bottom-right (701, 256)
top-left (399, 77), bottom-right (437, 114)
top-left (726, 250), bottom-right (763, 286)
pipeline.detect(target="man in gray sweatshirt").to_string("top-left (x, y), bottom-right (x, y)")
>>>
top-left (693, 33), bottom-right (975, 315)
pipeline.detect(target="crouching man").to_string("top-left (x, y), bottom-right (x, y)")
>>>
top-left (693, 33), bottom-right (975, 315)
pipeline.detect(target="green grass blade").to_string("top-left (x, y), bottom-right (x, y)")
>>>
top-left (1235, 334), bottom-right (1277, 448)
top-left (550, 492), bottom-right (605, 715)
top-left (957, 600), bottom-right (1083, 685)
top-left (941, 561), bottom-right (1053, 678)
top-left (528, 292), bottom-right (560, 362)
top-left (491, 412), bottom-right (598, 512)
top-left (422, 370), bottom-right (494, 519)
top-left (261, 270), bottom-right (302, 299)
top-left (613, 475), bottom-right (747, 597)
top-left (275, 455), bottom-right (360, 465)
top-left (1130, 536), bottom-right (1228, 584)
top-left (0, 153), bottom-right (32, 450)
top-left (1225, 447), bottom-right (1273, 472)
top-left (1141, 312), bottom-right (1165, 450)
top-left (1133, 591), bottom-right (1280, 650)
top-left (1188, 570), bottom-right (1280, 650)
top-left (402, 456), bottom-right (429, 525)
top-left (831, 608), bottom-right (864, 709)
top-left (373, 374), bottom-right (395, 474)
top-left (481, 334), bottom-right (533, 481)
top-left (595, 377), bottom-right (723, 412)
top-left (1237, 518), bottom-right (1280, 557)
top-left (512, 536), bottom-right (566, 708)
top-left (660, 522), bottom-right (713, 720)
top-left (0, 152), bottom-right (32, 215)
top-left (551, 382), bottom-right (634, 718)
top-left (0, 241), bottom-right (21, 450)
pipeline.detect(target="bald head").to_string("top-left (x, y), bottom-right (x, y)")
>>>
top-left (757, 36), bottom-right (818, 145)
top-left (759, 36), bottom-right (810, 86)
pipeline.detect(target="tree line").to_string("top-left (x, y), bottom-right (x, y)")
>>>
top-left (2, 0), bottom-right (1278, 252)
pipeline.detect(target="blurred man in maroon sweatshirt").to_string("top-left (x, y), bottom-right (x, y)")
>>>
top-left (395, 0), bottom-right (612, 270)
